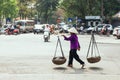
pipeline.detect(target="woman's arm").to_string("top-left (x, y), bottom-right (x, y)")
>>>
top-left (62, 35), bottom-right (72, 41)
top-left (78, 42), bottom-right (80, 48)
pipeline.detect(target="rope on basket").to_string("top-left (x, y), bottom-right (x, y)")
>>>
top-left (54, 36), bottom-right (64, 57)
top-left (52, 36), bottom-right (66, 65)
top-left (86, 31), bottom-right (101, 63)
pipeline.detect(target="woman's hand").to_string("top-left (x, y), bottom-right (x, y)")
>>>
top-left (78, 48), bottom-right (80, 51)
top-left (61, 34), bottom-right (65, 37)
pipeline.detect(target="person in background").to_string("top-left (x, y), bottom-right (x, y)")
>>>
top-left (80, 25), bottom-right (84, 34)
top-left (62, 27), bottom-right (85, 68)
top-left (44, 25), bottom-right (50, 40)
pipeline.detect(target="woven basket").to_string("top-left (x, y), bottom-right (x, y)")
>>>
top-left (87, 56), bottom-right (101, 63)
top-left (52, 57), bottom-right (66, 65)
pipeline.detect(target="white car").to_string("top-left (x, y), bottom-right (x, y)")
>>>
top-left (0, 24), bottom-right (12, 34)
top-left (59, 24), bottom-right (71, 33)
top-left (33, 24), bottom-right (45, 34)
top-left (0, 28), bottom-right (6, 34)
top-left (113, 26), bottom-right (120, 36)
top-left (85, 26), bottom-right (95, 34)
top-left (96, 24), bottom-right (113, 34)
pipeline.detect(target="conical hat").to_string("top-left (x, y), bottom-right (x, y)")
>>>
top-left (68, 27), bottom-right (78, 34)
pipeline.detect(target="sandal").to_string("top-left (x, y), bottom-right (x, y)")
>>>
top-left (67, 64), bottom-right (73, 67)
top-left (81, 64), bottom-right (85, 69)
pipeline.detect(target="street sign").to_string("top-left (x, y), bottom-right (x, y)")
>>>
top-left (6, 18), bottom-right (11, 24)
top-left (68, 18), bottom-right (72, 22)
top-left (85, 16), bottom-right (100, 19)
top-left (77, 18), bottom-right (81, 22)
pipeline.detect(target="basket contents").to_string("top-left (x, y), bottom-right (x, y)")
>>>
top-left (52, 57), bottom-right (66, 65)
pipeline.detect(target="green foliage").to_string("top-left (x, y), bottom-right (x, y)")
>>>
top-left (17, 0), bottom-right (36, 19)
top-left (36, 0), bottom-right (59, 23)
top-left (60, 0), bottom-right (120, 20)
top-left (0, 0), bottom-right (18, 19)
top-left (103, 0), bottom-right (120, 17)
top-left (60, 0), bottom-right (100, 18)
top-left (1, 0), bottom-right (120, 24)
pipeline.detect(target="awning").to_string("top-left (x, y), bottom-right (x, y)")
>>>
top-left (113, 11), bottom-right (120, 18)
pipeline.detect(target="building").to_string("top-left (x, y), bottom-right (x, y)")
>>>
top-left (85, 16), bottom-right (101, 27)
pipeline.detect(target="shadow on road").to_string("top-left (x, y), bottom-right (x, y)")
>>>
top-left (89, 67), bottom-right (103, 71)
top-left (53, 67), bottom-right (67, 70)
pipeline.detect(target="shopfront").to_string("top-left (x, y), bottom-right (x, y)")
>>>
top-left (85, 16), bottom-right (101, 27)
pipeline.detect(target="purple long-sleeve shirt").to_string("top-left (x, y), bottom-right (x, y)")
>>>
top-left (64, 34), bottom-right (80, 49)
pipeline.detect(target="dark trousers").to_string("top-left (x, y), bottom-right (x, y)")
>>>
top-left (68, 49), bottom-right (84, 65)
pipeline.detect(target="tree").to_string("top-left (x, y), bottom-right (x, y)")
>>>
top-left (0, 0), bottom-right (18, 23)
top-left (60, 0), bottom-right (100, 18)
top-left (60, 0), bottom-right (120, 23)
top-left (17, 0), bottom-right (36, 19)
top-left (36, 0), bottom-right (59, 23)
top-left (103, 0), bottom-right (120, 17)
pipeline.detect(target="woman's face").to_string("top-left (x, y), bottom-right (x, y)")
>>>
top-left (70, 32), bottom-right (75, 35)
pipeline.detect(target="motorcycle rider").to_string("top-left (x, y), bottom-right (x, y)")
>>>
top-left (7, 24), bottom-right (14, 35)
top-left (43, 25), bottom-right (50, 42)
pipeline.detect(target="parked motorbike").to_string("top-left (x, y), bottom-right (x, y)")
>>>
top-left (116, 29), bottom-right (120, 39)
top-left (5, 28), bottom-right (19, 35)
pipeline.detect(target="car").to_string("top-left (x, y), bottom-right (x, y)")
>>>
top-left (33, 24), bottom-right (45, 34)
top-left (116, 29), bottom-right (120, 39)
top-left (95, 24), bottom-right (113, 34)
top-left (84, 26), bottom-right (95, 34)
top-left (57, 22), bottom-right (71, 33)
top-left (0, 24), bottom-right (12, 34)
top-left (112, 26), bottom-right (120, 36)
top-left (0, 28), bottom-right (6, 34)
top-left (15, 20), bottom-right (34, 33)
top-left (59, 24), bottom-right (71, 33)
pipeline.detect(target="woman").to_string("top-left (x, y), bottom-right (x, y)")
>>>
top-left (62, 27), bottom-right (85, 68)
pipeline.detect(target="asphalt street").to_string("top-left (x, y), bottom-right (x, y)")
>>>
top-left (0, 33), bottom-right (120, 80)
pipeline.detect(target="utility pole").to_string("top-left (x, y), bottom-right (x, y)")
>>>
top-left (101, 0), bottom-right (104, 23)
top-left (76, 16), bottom-right (78, 28)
